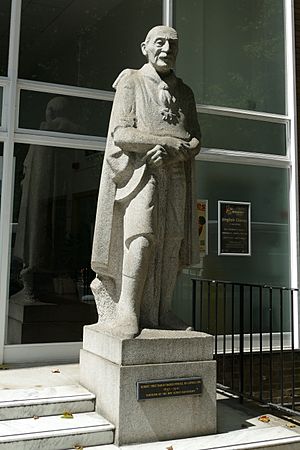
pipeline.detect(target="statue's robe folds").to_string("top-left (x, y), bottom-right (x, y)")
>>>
top-left (92, 63), bottom-right (201, 327)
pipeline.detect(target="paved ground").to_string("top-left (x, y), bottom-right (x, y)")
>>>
top-left (1, 363), bottom-right (300, 449)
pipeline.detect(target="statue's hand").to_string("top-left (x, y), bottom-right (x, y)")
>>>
top-left (164, 137), bottom-right (191, 162)
top-left (145, 145), bottom-right (168, 168)
top-left (187, 137), bottom-right (201, 156)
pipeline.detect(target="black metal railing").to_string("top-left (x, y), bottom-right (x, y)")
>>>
top-left (191, 278), bottom-right (300, 414)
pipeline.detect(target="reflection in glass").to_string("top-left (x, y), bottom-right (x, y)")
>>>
top-left (19, 0), bottom-right (162, 89)
top-left (196, 162), bottom-right (290, 288)
top-left (8, 144), bottom-right (103, 344)
top-left (0, 143), bottom-right (3, 210)
top-left (19, 91), bottom-right (112, 137)
top-left (0, 0), bottom-right (11, 76)
top-left (200, 114), bottom-right (286, 155)
top-left (173, 161), bottom-right (290, 329)
top-left (182, 161), bottom-right (290, 285)
top-left (0, 87), bottom-right (3, 126)
top-left (175, 0), bottom-right (285, 114)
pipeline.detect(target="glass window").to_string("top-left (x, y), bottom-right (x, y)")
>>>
top-left (0, 87), bottom-right (3, 127)
top-left (200, 114), bottom-right (286, 155)
top-left (0, 0), bottom-right (11, 76)
top-left (175, 0), bottom-right (285, 114)
top-left (173, 161), bottom-right (290, 328)
top-left (0, 143), bottom-right (3, 208)
top-left (0, 144), bottom-right (3, 282)
top-left (19, 0), bottom-right (162, 90)
top-left (194, 161), bottom-right (290, 286)
top-left (19, 91), bottom-right (112, 137)
top-left (8, 143), bottom-right (103, 344)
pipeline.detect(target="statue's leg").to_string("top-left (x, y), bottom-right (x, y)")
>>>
top-left (116, 235), bottom-right (153, 337)
top-left (159, 238), bottom-right (190, 330)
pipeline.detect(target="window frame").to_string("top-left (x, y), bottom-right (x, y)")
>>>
top-left (0, 0), bottom-right (298, 363)
top-left (170, 0), bottom-right (299, 346)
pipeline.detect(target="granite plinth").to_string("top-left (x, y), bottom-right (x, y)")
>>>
top-left (80, 326), bottom-right (216, 446)
top-left (83, 325), bottom-right (214, 365)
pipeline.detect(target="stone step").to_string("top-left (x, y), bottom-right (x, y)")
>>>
top-left (0, 384), bottom-right (95, 420)
top-left (0, 411), bottom-right (114, 449)
top-left (71, 426), bottom-right (300, 450)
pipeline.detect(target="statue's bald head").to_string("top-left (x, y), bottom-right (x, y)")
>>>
top-left (141, 26), bottom-right (179, 74)
top-left (144, 26), bottom-right (178, 44)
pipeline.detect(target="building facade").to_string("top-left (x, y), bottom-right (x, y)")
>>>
top-left (0, 0), bottom-right (298, 364)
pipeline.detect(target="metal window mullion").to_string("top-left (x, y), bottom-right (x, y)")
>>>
top-left (197, 147), bottom-right (291, 168)
top-left (17, 79), bottom-right (114, 102)
top-left (15, 84), bottom-right (20, 131)
top-left (285, 0), bottom-right (299, 348)
top-left (0, 0), bottom-right (22, 363)
top-left (0, 79), bottom-right (10, 132)
top-left (197, 104), bottom-right (289, 124)
top-left (163, 0), bottom-right (173, 26)
top-left (14, 131), bottom-right (106, 151)
top-left (1, 83), bottom-right (8, 131)
top-left (15, 127), bottom-right (107, 143)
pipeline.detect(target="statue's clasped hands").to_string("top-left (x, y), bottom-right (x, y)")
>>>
top-left (144, 137), bottom-right (199, 168)
top-left (165, 136), bottom-right (199, 162)
top-left (144, 145), bottom-right (168, 168)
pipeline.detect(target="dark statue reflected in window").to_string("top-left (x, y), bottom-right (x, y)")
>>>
top-left (8, 107), bottom-right (103, 343)
top-left (19, 91), bottom-right (112, 138)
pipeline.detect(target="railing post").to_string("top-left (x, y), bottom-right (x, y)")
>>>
top-left (192, 278), bottom-right (196, 331)
top-left (239, 285), bottom-right (244, 403)
top-left (191, 277), bottom-right (299, 415)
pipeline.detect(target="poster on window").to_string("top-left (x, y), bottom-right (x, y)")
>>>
top-left (196, 199), bottom-right (208, 255)
top-left (218, 201), bottom-right (251, 256)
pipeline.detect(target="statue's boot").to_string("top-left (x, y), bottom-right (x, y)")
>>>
top-left (112, 236), bottom-right (152, 338)
top-left (96, 274), bottom-right (140, 339)
top-left (93, 236), bottom-right (152, 339)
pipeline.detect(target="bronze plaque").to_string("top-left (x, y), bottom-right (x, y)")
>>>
top-left (136, 377), bottom-right (202, 400)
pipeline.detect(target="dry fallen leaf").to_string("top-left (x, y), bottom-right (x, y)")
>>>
top-left (52, 368), bottom-right (60, 373)
top-left (74, 446), bottom-right (84, 450)
top-left (33, 415), bottom-right (39, 420)
top-left (61, 411), bottom-right (74, 419)
top-left (258, 415), bottom-right (270, 423)
top-left (0, 365), bottom-right (9, 370)
top-left (166, 446), bottom-right (174, 450)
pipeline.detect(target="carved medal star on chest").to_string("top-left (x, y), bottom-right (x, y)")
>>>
top-left (161, 107), bottom-right (177, 122)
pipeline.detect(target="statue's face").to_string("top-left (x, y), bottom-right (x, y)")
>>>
top-left (142, 30), bottom-right (178, 74)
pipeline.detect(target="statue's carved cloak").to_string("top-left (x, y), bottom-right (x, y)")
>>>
top-left (91, 64), bottom-right (201, 290)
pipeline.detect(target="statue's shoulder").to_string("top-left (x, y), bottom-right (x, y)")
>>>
top-left (112, 68), bottom-right (139, 90)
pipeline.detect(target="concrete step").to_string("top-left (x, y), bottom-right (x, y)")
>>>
top-left (0, 411), bottom-right (114, 449)
top-left (73, 426), bottom-right (300, 450)
top-left (0, 384), bottom-right (95, 420)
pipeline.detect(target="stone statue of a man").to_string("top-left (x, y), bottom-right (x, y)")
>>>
top-left (91, 25), bottom-right (201, 338)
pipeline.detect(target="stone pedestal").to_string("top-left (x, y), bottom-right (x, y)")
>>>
top-left (80, 325), bottom-right (216, 446)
